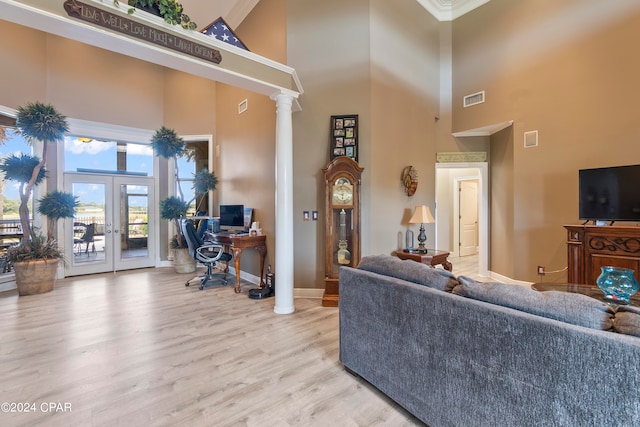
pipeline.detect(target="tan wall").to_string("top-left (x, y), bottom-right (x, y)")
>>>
top-left (0, 21), bottom-right (47, 106)
top-left (163, 70), bottom-right (217, 134)
top-left (369, 0), bottom-right (441, 254)
top-left (212, 0), bottom-right (286, 278)
top-left (453, 0), bottom-right (640, 281)
top-left (489, 129), bottom-right (514, 278)
top-left (46, 38), bottom-right (165, 129)
top-left (287, 0), bottom-right (371, 288)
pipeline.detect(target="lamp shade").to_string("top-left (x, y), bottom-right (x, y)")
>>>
top-left (409, 205), bottom-right (435, 224)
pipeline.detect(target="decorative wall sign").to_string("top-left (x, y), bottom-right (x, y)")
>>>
top-left (330, 115), bottom-right (358, 162)
top-left (63, 0), bottom-right (222, 64)
top-left (436, 152), bottom-right (487, 163)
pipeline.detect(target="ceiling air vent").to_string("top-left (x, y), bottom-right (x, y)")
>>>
top-left (463, 91), bottom-right (485, 107)
top-left (524, 130), bottom-right (539, 148)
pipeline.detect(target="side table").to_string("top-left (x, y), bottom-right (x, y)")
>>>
top-left (531, 282), bottom-right (640, 307)
top-left (395, 249), bottom-right (453, 272)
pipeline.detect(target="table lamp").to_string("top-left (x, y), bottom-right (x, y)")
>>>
top-left (409, 205), bottom-right (435, 253)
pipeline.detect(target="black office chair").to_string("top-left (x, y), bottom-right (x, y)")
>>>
top-left (180, 219), bottom-right (232, 290)
top-left (74, 223), bottom-right (96, 255)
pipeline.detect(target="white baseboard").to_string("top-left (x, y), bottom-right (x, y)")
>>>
top-left (488, 270), bottom-right (533, 287)
top-left (230, 267), bottom-right (323, 298)
top-left (0, 274), bottom-right (16, 293)
top-left (0, 264), bottom-right (327, 298)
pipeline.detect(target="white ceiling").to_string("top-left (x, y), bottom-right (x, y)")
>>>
top-left (182, 0), bottom-right (490, 30)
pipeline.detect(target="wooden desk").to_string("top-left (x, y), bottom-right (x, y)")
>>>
top-left (395, 249), bottom-right (453, 271)
top-left (205, 232), bottom-right (267, 293)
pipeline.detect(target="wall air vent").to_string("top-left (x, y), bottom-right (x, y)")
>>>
top-left (238, 99), bottom-right (248, 114)
top-left (524, 130), bottom-right (539, 148)
top-left (463, 91), bottom-right (485, 107)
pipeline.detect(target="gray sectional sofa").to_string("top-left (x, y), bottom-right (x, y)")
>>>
top-left (339, 255), bottom-right (640, 427)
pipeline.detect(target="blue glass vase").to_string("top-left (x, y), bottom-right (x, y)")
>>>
top-left (596, 266), bottom-right (639, 305)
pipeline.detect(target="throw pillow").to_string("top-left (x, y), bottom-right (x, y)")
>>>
top-left (357, 254), bottom-right (458, 292)
top-left (452, 276), bottom-right (614, 331)
top-left (613, 305), bottom-right (640, 337)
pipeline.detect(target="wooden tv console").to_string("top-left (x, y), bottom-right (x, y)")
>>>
top-left (565, 225), bottom-right (640, 285)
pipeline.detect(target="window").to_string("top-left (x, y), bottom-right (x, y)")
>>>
top-left (0, 125), bottom-right (32, 277)
top-left (64, 136), bottom-right (153, 176)
top-left (176, 140), bottom-right (209, 216)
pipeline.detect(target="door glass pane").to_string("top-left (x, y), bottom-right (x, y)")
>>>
top-left (120, 184), bottom-right (149, 259)
top-left (72, 182), bottom-right (106, 265)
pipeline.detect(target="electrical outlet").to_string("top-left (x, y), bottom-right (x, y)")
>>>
top-left (537, 266), bottom-right (545, 275)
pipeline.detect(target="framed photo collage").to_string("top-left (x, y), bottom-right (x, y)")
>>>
top-left (330, 115), bottom-right (358, 162)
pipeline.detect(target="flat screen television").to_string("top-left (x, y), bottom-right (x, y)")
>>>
top-left (219, 204), bottom-right (245, 229)
top-left (579, 165), bottom-right (640, 222)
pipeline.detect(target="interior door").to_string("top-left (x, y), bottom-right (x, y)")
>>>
top-left (63, 173), bottom-right (155, 276)
top-left (459, 179), bottom-right (479, 257)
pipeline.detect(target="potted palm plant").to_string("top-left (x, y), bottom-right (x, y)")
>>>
top-left (151, 126), bottom-right (219, 273)
top-left (160, 195), bottom-right (193, 273)
top-left (0, 102), bottom-right (78, 296)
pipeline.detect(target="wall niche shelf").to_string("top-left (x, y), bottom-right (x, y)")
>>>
top-left (452, 120), bottom-right (513, 137)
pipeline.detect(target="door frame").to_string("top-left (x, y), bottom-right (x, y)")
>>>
top-left (62, 172), bottom-right (157, 276)
top-left (435, 162), bottom-right (488, 277)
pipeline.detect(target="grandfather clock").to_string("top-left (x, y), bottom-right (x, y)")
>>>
top-left (323, 156), bottom-right (364, 307)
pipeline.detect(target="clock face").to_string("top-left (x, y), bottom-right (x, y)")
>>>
top-left (332, 177), bottom-right (353, 205)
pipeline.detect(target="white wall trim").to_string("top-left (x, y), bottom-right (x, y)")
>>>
top-left (435, 162), bottom-right (488, 277)
top-left (415, 0), bottom-right (491, 21)
top-left (488, 270), bottom-right (532, 288)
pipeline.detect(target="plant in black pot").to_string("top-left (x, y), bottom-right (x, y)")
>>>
top-left (115, 0), bottom-right (197, 29)
top-left (0, 102), bottom-right (78, 295)
top-left (151, 127), bottom-right (219, 273)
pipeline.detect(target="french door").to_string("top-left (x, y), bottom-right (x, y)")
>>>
top-left (63, 173), bottom-right (156, 276)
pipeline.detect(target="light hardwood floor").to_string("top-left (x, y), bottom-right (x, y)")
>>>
top-left (0, 267), bottom-right (425, 427)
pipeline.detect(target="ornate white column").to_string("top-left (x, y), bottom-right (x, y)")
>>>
top-left (271, 92), bottom-right (296, 314)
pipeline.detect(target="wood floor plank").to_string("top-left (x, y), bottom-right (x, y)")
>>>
top-left (0, 267), bottom-right (424, 426)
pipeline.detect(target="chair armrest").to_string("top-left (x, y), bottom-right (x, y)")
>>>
top-left (196, 243), bottom-right (226, 262)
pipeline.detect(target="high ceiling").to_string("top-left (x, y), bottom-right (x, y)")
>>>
top-left (181, 0), bottom-right (490, 30)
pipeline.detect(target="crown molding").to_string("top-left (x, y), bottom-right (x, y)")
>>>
top-left (416, 0), bottom-right (491, 21)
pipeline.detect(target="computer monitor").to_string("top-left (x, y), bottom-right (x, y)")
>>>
top-left (219, 204), bottom-right (245, 230)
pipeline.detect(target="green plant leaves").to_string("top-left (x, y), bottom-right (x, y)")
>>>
top-left (150, 126), bottom-right (185, 158)
top-left (0, 154), bottom-right (46, 185)
top-left (15, 102), bottom-right (68, 144)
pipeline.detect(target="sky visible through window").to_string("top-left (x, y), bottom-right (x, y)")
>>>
top-left (1, 129), bottom-right (31, 204)
top-left (64, 137), bottom-right (153, 176)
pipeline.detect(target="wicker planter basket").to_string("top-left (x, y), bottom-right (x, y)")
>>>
top-left (13, 258), bottom-right (59, 296)
top-left (173, 247), bottom-right (196, 273)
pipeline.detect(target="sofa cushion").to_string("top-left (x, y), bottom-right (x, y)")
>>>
top-left (357, 254), bottom-right (458, 292)
top-left (613, 305), bottom-right (640, 337)
top-left (452, 276), bottom-right (614, 330)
